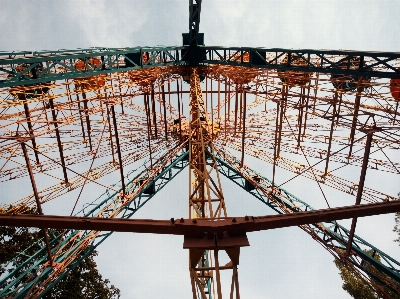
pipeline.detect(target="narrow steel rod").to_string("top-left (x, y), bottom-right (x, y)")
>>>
top-left (272, 99), bottom-right (280, 190)
top-left (48, 98), bottom-right (69, 184)
top-left (20, 141), bottom-right (54, 267)
top-left (23, 100), bottom-right (40, 164)
top-left (240, 90), bottom-right (247, 167)
top-left (234, 90), bottom-right (238, 135)
top-left (161, 84), bottom-right (169, 141)
top-left (346, 132), bottom-right (374, 255)
top-left (176, 80), bottom-right (182, 141)
top-left (348, 83), bottom-right (363, 157)
top-left (144, 94), bottom-right (154, 168)
top-left (297, 89), bottom-right (305, 148)
top-left (76, 94), bottom-right (87, 144)
top-left (276, 86), bottom-right (286, 159)
top-left (144, 93), bottom-right (153, 137)
top-left (105, 104), bottom-right (116, 164)
top-left (82, 92), bottom-right (93, 151)
top-left (151, 87), bottom-right (158, 138)
top-left (323, 92), bottom-right (338, 176)
top-left (214, 250), bottom-right (223, 299)
top-left (110, 105), bottom-right (126, 195)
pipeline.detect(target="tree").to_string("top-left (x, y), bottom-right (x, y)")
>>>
top-left (334, 250), bottom-right (400, 299)
top-left (334, 258), bottom-right (378, 299)
top-left (0, 205), bottom-right (120, 299)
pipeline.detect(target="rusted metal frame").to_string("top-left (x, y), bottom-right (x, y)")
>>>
top-left (393, 100), bottom-right (399, 124)
top-left (81, 92), bottom-right (93, 152)
top-left (65, 80), bottom-right (75, 119)
top-left (105, 103), bottom-right (116, 164)
top-left (336, 93), bottom-right (343, 125)
top-left (323, 92), bottom-right (338, 176)
top-left (284, 113), bottom-right (331, 207)
top-left (193, 269), bottom-right (209, 299)
top-left (233, 266), bottom-right (240, 299)
top-left (227, 81), bottom-right (231, 122)
top-left (190, 269), bottom-right (198, 299)
top-left (151, 87), bottom-right (158, 138)
top-left (48, 98), bottom-right (69, 184)
top-left (22, 98), bottom-right (40, 164)
top-left (239, 88), bottom-right (243, 128)
top-left (218, 79), bottom-right (221, 121)
top-left (161, 84), bottom-right (169, 141)
top-left (144, 93), bottom-right (153, 137)
top-left (301, 83), bottom-right (311, 137)
top-left (296, 88), bottom-right (305, 148)
top-left (271, 99), bottom-right (280, 190)
top-left (240, 90), bottom-right (247, 167)
top-left (348, 82), bottom-right (364, 157)
top-left (346, 131), bottom-right (374, 255)
top-left (167, 80), bottom-right (172, 114)
top-left (176, 80), bottom-right (182, 140)
top-left (110, 104), bottom-right (126, 195)
top-left (144, 94), bottom-right (154, 168)
top-left (75, 94), bottom-right (87, 143)
top-left (117, 75), bottom-right (125, 114)
top-left (234, 89), bottom-right (238, 135)
top-left (205, 77), bottom-right (208, 112)
top-left (276, 85), bottom-right (287, 159)
top-left (214, 249), bottom-right (223, 299)
top-left (224, 79), bottom-right (228, 140)
top-left (211, 77), bottom-right (214, 136)
top-left (20, 140), bottom-right (54, 267)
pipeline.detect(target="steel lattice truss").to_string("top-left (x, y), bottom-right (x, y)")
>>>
top-left (1, 1), bottom-right (400, 298)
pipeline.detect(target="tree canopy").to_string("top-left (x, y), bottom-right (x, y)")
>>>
top-left (0, 206), bottom-right (120, 299)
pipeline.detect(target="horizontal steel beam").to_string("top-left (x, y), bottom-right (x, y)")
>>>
top-left (1, 46), bottom-right (399, 88)
top-left (1, 200), bottom-right (399, 236)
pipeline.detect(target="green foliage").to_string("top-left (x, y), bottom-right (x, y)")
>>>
top-left (334, 250), bottom-right (400, 299)
top-left (0, 205), bottom-right (120, 298)
top-left (43, 251), bottom-right (120, 299)
top-left (334, 258), bottom-right (378, 299)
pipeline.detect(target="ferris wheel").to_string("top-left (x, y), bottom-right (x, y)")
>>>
top-left (1, 1), bottom-right (400, 298)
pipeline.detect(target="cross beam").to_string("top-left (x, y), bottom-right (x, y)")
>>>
top-left (1, 200), bottom-right (399, 236)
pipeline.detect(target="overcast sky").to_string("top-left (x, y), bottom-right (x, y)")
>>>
top-left (1, 1), bottom-right (400, 298)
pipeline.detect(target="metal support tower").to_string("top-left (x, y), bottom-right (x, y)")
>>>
top-left (0, 1), bottom-right (400, 298)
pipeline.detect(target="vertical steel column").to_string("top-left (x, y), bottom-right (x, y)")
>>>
top-left (110, 105), bottom-right (126, 195)
top-left (23, 98), bottom-right (40, 164)
top-left (272, 99), bottom-right (280, 190)
top-left (346, 131), bottom-right (374, 255)
top-left (81, 92), bottom-right (93, 151)
top-left (105, 104), bottom-right (116, 165)
top-left (214, 250), bottom-right (223, 299)
top-left (20, 140), bottom-right (53, 267)
top-left (240, 90), bottom-right (247, 167)
top-left (348, 83), bottom-right (363, 157)
top-left (234, 90), bottom-right (238, 135)
top-left (76, 94), bottom-right (87, 144)
top-left (151, 87), bottom-right (158, 138)
top-left (323, 92), bottom-right (338, 176)
top-left (48, 98), bottom-right (69, 184)
top-left (188, 68), bottom-right (230, 299)
top-left (176, 80), bottom-right (183, 141)
top-left (276, 85), bottom-right (287, 159)
top-left (161, 84), bottom-right (169, 141)
top-left (144, 94), bottom-right (154, 168)
top-left (296, 88), bottom-right (305, 147)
